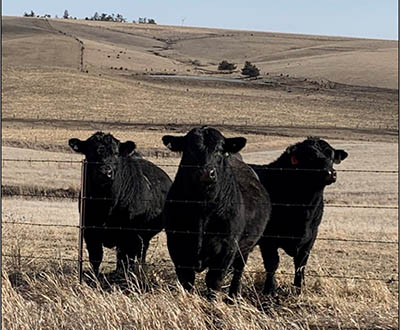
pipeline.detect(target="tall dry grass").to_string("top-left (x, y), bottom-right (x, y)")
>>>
top-left (2, 194), bottom-right (398, 329)
top-left (2, 256), bottom-right (398, 330)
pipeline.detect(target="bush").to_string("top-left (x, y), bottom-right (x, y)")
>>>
top-left (241, 61), bottom-right (260, 77)
top-left (218, 60), bottom-right (237, 71)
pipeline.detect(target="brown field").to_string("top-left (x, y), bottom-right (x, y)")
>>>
top-left (2, 16), bottom-right (398, 329)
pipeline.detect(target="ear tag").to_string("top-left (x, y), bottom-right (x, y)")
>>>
top-left (290, 155), bottom-right (299, 165)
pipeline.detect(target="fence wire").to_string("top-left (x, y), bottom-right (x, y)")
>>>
top-left (2, 157), bottom-right (397, 285)
top-left (2, 221), bottom-right (398, 245)
top-left (2, 158), bottom-right (399, 174)
top-left (2, 192), bottom-right (398, 210)
top-left (2, 253), bottom-right (397, 283)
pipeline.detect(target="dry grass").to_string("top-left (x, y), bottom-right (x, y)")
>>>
top-left (2, 16), bottom-right (398, 329)
top-left (2, 140), bottom-right (398, 329)
top-left (2, 265), bottom-right (397, 330)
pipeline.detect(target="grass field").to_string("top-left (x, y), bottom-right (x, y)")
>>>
top-left (2, 16), bottom-right (398, 329)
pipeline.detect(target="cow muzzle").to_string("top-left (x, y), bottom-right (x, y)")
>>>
top-left (100, 165), bottom-right (114, 179)
top-left (326, 169), bottom-right (337, 184)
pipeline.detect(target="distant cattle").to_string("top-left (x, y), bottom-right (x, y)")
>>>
top-left (249, 137), bottom-right (348, 295)
top-left (162, 126), bottom-right (271, 298)
top-left (69, 132), bottom-right (172, 275)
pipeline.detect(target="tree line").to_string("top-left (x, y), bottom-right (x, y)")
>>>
top-left (23, 10), bottom-right (156, 24)
top-left (218, 60), bottom-right (260, 77)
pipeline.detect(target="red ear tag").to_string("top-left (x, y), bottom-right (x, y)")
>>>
top-left (290, 155), bottom-right (299, 165)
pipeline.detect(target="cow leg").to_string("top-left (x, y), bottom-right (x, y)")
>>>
top-left (228, 254), bottom-right (248, 298)
top-left (175, 267), bottom-right (195, 292)
top-left (293, 252), bottom-right (309, 291)
top-left (86, 242), bottom-right (103, 276)
top-left (293, 237), bottom-right (316, 292)
top-left (205, 268), bottom-right (224, 300)
top-left (293, 248), bottom-right (311, 291)
top-left (116, 247), bottom-right (128, 273)
top-left (205, 248), bottom-right (236, 298)
top-left (260, 245), bottom-right (280, 295)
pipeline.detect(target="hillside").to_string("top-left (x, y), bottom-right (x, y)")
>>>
top-left (3, 16), bottom-right (398, 88)
top-left (2, 16), bottom-right (398, 153)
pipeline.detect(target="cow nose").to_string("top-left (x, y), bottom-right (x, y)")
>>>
top-left (327, 169), bottom-right (337, 182)
top-left (101, 165), bottom-right (113, 178)
top-left (209, 169), bottom-right (217, 180)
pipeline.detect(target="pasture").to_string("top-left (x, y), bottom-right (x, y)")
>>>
top-left (2, 16), bottom-right (398, 329)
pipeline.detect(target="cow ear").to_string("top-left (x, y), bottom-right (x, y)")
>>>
top-left (290, 155), bottom-right (299, 165)
top-left (68, 138), bottom-right (86, 154)
top-left (334, 149), bottom-right (348, 164)
top-left (162, 135), bottom-right (185, 152)
top-left (224, 137), bottom-right (247, 153)
top-left (286, 145), bottom-right (299, 165)
top-left (120, 141), bottom-right (136, 157)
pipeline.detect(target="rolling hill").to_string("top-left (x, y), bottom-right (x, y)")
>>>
top-left (2, 16), bottom-right (398, 153)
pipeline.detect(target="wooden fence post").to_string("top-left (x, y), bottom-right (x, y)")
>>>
top-left (78, 160), bottom-right (88, 284)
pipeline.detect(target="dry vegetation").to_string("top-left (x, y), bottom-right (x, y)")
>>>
top-left (2, 16), bottom-right (398, 329)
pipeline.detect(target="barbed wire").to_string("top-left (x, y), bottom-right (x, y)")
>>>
top-left (2, 192), bottom-right (398, 210)
top-left (2, 221), bottom-right (398, 245)
top-left (2, 158), bottom-right (398, 174)
top-left (2, 253), bottom-right (397, 283)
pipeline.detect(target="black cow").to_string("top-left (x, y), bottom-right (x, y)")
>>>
top-left (162, 126), bottom-right (271, 298)
top-left (69, 131), bottom-right (172, 275)
top-left (249, 137), bottom-right (348, 295)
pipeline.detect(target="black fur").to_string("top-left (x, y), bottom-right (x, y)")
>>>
top-left (162, 127), bottom-right (271, 297)
top-left (69, 131), bottom-right (172, 275)
top-left (249, 137), bottom-right (348, 295)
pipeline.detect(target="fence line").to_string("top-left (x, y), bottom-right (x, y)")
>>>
top-left (3, 116), bottom-right (398, 131)
top-left (2, 192), bottom-right (398, 210)
top-left (2, 254), bottom-right (397, 283)
top-left (2, 221), bottom-right (398, 245)
top-left (3, 157), bottom-right (397, 285)
top-left (2, 158), bottom-right (398, 174)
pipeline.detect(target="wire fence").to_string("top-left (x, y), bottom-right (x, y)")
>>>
top-left (2, 221), bottom-right (398, 245)
top-left (2, 157), bottom-right (398, 284)
top-left (2, 158), bottom-right (399, 174)
top-left (2, 253), bottom-right (397, 283)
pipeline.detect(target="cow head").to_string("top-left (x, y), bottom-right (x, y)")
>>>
top-left (162, 126), bottom-right (246, 190)
top-left (285, 137), bottom-right (348, 186)
top-left (68, 132), bottom-right (136, 185)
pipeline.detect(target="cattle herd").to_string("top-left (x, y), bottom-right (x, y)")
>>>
top-left (69, 127), bottom-right (348, 299)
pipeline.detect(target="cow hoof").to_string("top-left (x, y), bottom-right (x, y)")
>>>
top-left (206, 290), bottom-right (218, 301)
top-left (260, 296), bottom-right (281, 314)
top-left (292, 286), bottom-right (302, 296)
top-left (262, 288), bottom-right (278, 298)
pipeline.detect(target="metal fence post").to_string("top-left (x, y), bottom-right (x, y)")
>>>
top-left (78, 160), bottom-right (88, 284)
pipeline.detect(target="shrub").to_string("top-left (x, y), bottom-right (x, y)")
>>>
top-left (241, 61), bottom-right (260, 77)
top-left (218, 60), bottom-right (237, 71)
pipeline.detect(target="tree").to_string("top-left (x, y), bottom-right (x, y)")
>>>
top-left (24, 10), bottom-right (35, 17)
top-left (63, 10), bottom-right (69, 19)
top-left (92, 12), bottom-right (99, 21)
top-left (241, 61), bottom-right (260, 77)
top-left (116, 13), bottom-right (126, 22)
top-left (218, 60), bottom-right (237, 71)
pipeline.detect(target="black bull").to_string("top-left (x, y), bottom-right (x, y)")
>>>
top-left (162, 126), bottom-right (271, 297)
top-left (249, 137), bottom-right (348, 295)
top-left (69, 131), bottom-right (172, 275)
